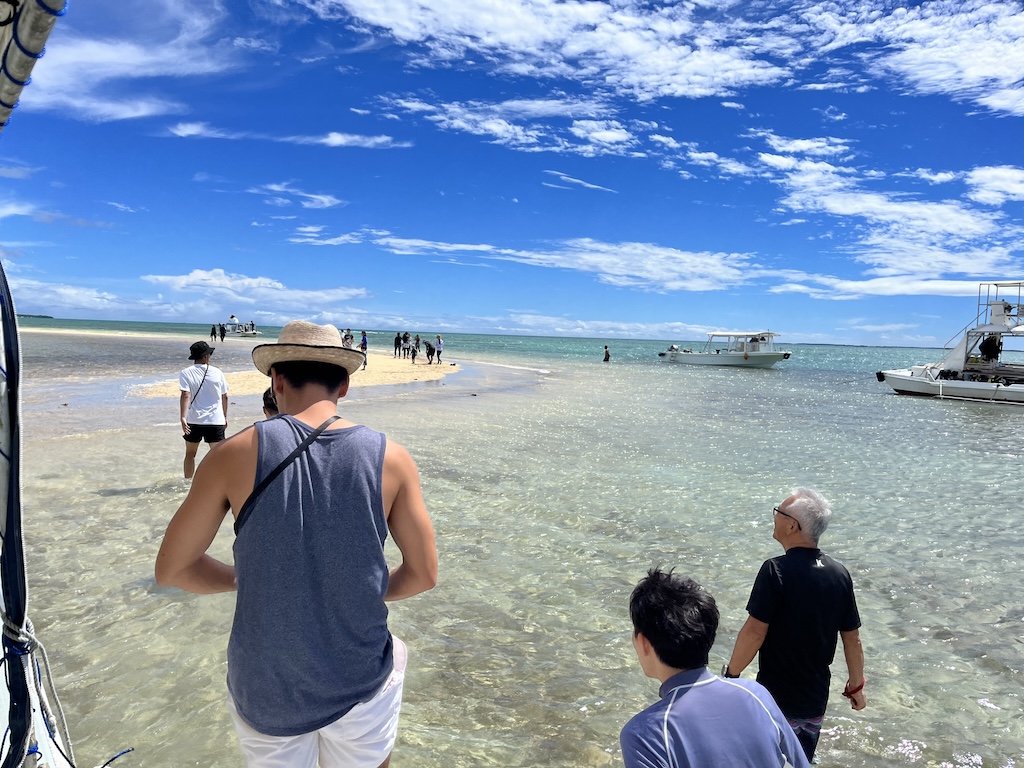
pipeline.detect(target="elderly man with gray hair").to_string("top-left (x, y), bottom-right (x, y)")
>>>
top-left (723, 488), bottom-right (867, 763)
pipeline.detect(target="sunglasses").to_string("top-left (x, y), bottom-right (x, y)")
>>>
top-left (773, 506), bottom-right (802, 531)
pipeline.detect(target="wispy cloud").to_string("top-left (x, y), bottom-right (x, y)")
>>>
top-left (142, 268), bottom-right (369, 305)
top-left (542, 170), bottom-right (615, 192)
top-left (247, 182), bottom-right (345, 209)
top-left (169, 122), bottom-right (408, 148)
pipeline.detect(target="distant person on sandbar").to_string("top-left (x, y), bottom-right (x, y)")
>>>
top-left (219, 324), bottom-right (227, 342)
top-left (424, 340), bottom-right (435, 364)
top-left (360, 331), bottom-right (368, 369)
top-left (723, 487), bottom-right (866, 763)
top-left (262, 387), bottom-right (278, 419)
top-left (394, 332), bottom-right (401, 358)
top-left (604, 345), bottom-right (610, 362)
top-left (410, 343), bottom-right (418, 364)
top-left (435, 335), bottom-right (443, 364)
top-left (178, 341), bottom-right (229, 480)
top-left (210, 324), bottom-right (217, 343)
top-left (621, 568), bottom-right (809, 768)
top-left (156, 320), bottom-right (438, 768)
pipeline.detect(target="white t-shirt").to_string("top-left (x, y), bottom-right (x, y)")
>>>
top-left (179, 364), bottom-right (229, 425)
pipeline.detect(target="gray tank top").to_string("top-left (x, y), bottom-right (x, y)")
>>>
top-left (227, 415), bottom-right (393, 736)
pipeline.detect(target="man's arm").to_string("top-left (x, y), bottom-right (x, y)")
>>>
top-left (155, 450), bottom-right (236, 593)
top-left (840, 628), bottom-right (867, 710)
top-left (381, 442), bottom-right (437, 601)
top-left (179, 390), bottom-right (191, 434)
top-left (725, 615), bottom-right (769, 676)
top-left (221, 392), bottom-right (229, 424)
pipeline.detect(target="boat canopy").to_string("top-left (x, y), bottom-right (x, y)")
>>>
top-left (0, 0), bottom-right (66, 135)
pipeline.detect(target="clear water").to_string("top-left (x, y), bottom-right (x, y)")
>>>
top-left (14, 322), bottom-right (1024, 767)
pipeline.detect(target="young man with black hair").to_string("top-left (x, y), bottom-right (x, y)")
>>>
top-left (621, 568), bottom-right (808, 768)
top-left (179, 340), bottom-right (229, 480)
top-left (157, 321), bottom-right (438, 768)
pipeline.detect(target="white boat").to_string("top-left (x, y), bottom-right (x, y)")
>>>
top-left (876, 282), bottom-right (1024, 404)
top-left (225, 316), bottom-right (261, 337)
top-left (658, 332), bottom-right (791, 368)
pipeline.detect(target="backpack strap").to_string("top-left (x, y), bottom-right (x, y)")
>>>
top-left (234, 415), bottom-right (341, 535)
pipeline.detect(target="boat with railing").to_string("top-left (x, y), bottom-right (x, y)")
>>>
top-left (658, 331), bottom-right (791, 368)
top-left (876, 282), bottom-right (1024, 404)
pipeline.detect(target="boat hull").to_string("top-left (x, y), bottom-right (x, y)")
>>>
top-left (658, 351), bottom-right (788, 368)
top-left (878, 369), bottom-right (1024, 403)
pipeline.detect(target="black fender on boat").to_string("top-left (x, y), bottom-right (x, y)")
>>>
top-left (875, 371), bottom-right (886, 382)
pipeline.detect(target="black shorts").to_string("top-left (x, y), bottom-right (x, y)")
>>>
top-left (183, 424), bottom-right (226, 444)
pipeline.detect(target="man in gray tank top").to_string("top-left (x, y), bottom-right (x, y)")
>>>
top-left (156, 321), bottom-right (438, 768)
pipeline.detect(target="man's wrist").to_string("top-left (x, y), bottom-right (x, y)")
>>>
top-left (842, 677), bottom-right (865, 697)
top-left (721, 663), bottom-right (739, 679)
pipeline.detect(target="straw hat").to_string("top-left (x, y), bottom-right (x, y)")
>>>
top-left (252, 321), bottom-right (366, 376)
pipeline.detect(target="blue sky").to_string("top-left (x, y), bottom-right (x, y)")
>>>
top-left (1, 0), bottom-right (1023, 346)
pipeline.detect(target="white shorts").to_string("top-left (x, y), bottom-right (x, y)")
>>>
top-left (228, 637), bottom-right (408, 768)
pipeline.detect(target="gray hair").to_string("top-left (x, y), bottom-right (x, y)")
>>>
top-left (786, 487), bottom-right (832, 544)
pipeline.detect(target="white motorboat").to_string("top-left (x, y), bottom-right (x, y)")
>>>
top-left (658, 332), bottom-right (791, 368)
top-left (876, 282), bottom-right (1024, 404)
top-left (225, 316), bottom-right (262, 337)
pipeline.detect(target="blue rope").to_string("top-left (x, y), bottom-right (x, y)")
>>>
top-left (35, 0), bottom-right (66, 16)
top-left (99, 747), bottom-right (134, 767)
top-left (11, 14), bottom-right (44, 58)
top-left (0, 56), bottom-right (30, 88)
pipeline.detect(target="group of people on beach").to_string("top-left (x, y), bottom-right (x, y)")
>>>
top-left (393, 331), bottom-right (443, 364)
top-left (162, 323), bottom-right (865, 768)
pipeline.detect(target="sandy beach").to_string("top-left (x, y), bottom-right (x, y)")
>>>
top-left (21, 326), bottom-right (460, 397)
top-left (132, 351), bottom-right (459, 398)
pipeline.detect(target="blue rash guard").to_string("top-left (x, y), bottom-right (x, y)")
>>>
top-left (620, 668), bottom-right (810, 768)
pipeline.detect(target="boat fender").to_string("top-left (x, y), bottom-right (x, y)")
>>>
top-left (743, 353), bottom-right (749, 360)
top-left (875, 371), bottom-right (885, 382)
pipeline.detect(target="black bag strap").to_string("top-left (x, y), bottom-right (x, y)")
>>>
top-left (234, 415), bottom-right (341, 535)
top-left (188, 363), bottom-right (210, 408)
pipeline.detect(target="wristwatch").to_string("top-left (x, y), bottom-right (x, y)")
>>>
top-left (721, 664), bottom-right (739, 678)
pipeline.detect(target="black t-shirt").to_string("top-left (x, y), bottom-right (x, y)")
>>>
top-left (746, 547), bottom-right (861, 718)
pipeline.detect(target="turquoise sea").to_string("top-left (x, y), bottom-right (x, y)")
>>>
top-left (14, 318), bottom-right (1024, 767)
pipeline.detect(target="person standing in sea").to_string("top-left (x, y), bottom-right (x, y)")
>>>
top-left (156, 320), bottom-right (438, 768)
top-left (723, 487), bottom-right (867, 762)
top-left (210, 325), bottom-right (217, 343)
top-left (435, 335), bottom-right (444, 364)
top-left (604, 346), bottom-right (610, 362)
top-left (178, 341), bottom-right (229, 480)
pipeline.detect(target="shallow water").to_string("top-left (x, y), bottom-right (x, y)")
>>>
top-left (14, 326), bottom-right (1024, 767)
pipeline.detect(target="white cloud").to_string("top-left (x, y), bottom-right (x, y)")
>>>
top-left (809, 1), bottom-right (1024, 117)
top-left (965, 166), bottom-right (1024, 205)
top-left (233, 37), bottom-right (278, 53)
top-left (369, 234), bottom-right (759, 292)
top-left (0, 201), bottom-right (36, 219)
top-left (169, 122), bottom-right (408, 148)
top-left (248, 182), bottom-right (345, 209)
top-left (25, 1), bottom-right (238, 121)
top-left (0, 164), bottom-right (43, 180)
top-left (104, 201), bottom-right (137, 213)
top-left (542, 170), bottom-right (616, 192)
top-left (142, 268), bottom-right (369, 305)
